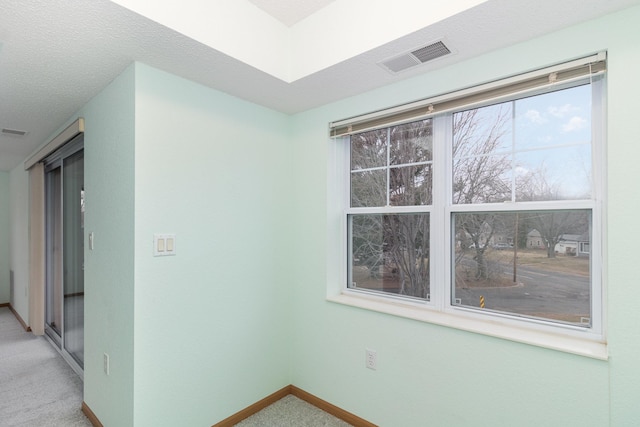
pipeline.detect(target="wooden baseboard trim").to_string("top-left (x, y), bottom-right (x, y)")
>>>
top-left (212, 384), bottom-right (376, 427)
top-left (290, 385), bottom-right (377, 427)
top-left (80, 385), bottom-right (376, 427)
top-left (0, 302), bottom-right (9, 307)
top-left (212, 385), bottom-right (292, 427)
top-left (82, 402), bottom-right (104, 427)
top-left (8, 304), bottom-right (31, 332)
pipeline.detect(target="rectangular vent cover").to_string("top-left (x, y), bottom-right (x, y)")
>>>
top-left (380, 41), bottom-right (452, 73)
top-left (2, 128), bottom-right (27, 136)
top-left (412, 41), bottom-right (451, 63)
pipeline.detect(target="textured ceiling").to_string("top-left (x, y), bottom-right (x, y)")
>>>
top-left (1, 0), bottom-right (639, 171)
top-left (248, 0), bottom-right (336, 26)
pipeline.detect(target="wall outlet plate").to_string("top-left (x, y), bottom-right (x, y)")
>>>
top-left (366, 349), bottom-right (377, 370)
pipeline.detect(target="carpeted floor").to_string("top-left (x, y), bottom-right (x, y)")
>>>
top-left (1, 306), bottom-right (353, 426)
top-left (0, 307), bottom-right (91, 427)
top-left (234, 395), bottom-right (353, 427)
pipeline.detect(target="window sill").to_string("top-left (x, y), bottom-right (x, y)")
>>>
top-left (327, 292), bottom-right (608, 360)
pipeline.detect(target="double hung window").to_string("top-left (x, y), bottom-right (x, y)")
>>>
top-left (349, 121), bottom-right (433, 300)
top-left (333, 54), bottom-right (606, 349)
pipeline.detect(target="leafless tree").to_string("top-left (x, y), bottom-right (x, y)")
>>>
top-left (452, 107), bottom-right (511, 204)
top-left (452, 106), bottom-right (511, 279)
top-left (455, 214), bottom-right (498, 280)
top-left (526, 210), bottom-right (589, 258)
top-left (352, 104), bottom-right (514, 287)
top-left (385, 214), bottom-right (430, 298)
top-left (516, 165), bottom-right (560, 201)
top-left (350, 121), bottom-right (432, 297)
top-left (516, 165), bottom-right (589, 258)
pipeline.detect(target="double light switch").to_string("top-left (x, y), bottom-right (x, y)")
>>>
top-left (154, 234), bottom-right (176, 256)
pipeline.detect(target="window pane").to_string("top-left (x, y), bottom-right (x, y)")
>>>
top-left (390, 120), bottom-right (433, 165)
top-left (453, 85), bottom-right (592, 204)
top-left (351, 120), bottom-right (433, 207)
top-left (453, 153), bottom-right (512, 204)
top-left (350, 213), bottom-right (430, 300)
top-left (515, 145), bottom-right (591, 200)
top-left (454, 104), bottom-right (513, 154)
top-left (453, 104), bottom-right (513, 204)
top-left (351, 128), bottom-right (387, 170)
top-left (390, 164), bottom-right (432, 206)
top-left (514, 84), bottom-right (591, 150)
top-left (452, 210), bottom-right (591, 327)
top-left (351, 169), bottom-right (386, 207)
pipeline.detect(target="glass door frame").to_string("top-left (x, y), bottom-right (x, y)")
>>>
top-left (43, 134), bottom-right (84, 377)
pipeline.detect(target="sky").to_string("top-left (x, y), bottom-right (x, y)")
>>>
top-left (463, 83), bottom-right (593, 201)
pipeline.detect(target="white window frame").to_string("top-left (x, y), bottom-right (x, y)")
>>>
top-left (326, 55), bottom-right (607, 360)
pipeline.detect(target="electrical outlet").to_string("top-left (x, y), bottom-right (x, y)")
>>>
top-left (365, 349), bottom-right (377, 370)
top-left (103, 353), bottom-right (110, 375)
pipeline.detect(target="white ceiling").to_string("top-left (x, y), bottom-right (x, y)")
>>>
top-left (0, 0), bottom-right (639, 171)
top-left (248, 0), bottom-right (337, 26)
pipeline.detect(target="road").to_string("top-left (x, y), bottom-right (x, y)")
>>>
top-left (454, 256), bottom-right (590, 325)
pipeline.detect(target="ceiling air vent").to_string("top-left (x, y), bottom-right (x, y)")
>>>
top-left (2, 128), bottom-right (28, 137)
top-left (380, 40), bottom-right (452, 74)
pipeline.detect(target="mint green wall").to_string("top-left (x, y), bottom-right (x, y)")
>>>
top-left (132, 63), bottom-right (292, 426)
top-left (80, 64), bottom-right (136, 427)
top-left (0, 171), bottom-right (10, 304)
top-left (289, 7), bottom-right (640, 426)
top-left (602, 9), bottom-right (640, 425)
top-left (8, 166), bottom-right (29, 316)
top-left (15, 60), bottom-right (293, 426)
top-left (7, 5), bottom-right (640, 426)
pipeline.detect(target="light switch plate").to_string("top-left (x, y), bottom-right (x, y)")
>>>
top-left (154, 234), bottom-right (176, 256)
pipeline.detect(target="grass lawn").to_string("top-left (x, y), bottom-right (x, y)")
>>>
top-left (489, 248), bottom-right (589, 276)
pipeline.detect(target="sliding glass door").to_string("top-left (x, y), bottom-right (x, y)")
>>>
top-left (45, 167), bottom-right (63, 344)
top-left (44, 136), bottom-right (84, 372)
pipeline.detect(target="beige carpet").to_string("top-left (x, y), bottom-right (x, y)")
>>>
top-left (0, 307), bottom-right (91, 427)
top-left (1, 307), bottom-right (354, 426)
top-left (234, 395), bottom-right (353, 427)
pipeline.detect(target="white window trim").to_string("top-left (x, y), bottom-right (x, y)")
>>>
top-left (327, 292), bottom-right (607, 360)
top-left (326, 58), bottom-right (607, 360)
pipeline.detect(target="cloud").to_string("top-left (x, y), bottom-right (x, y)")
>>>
top-left (548, 103), bottom-right (576, 118)
top-left (562, 116), bottom-right (588, 132)
top-left (525, 109), bottom-right (546, 124)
